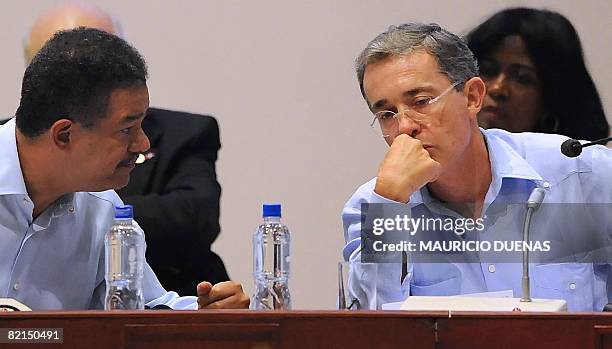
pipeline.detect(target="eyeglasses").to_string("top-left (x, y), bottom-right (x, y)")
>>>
top-left (369, 81), bottom-right (461, 138)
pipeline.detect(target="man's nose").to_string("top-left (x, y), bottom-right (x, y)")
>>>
top-left (396, 111), bottom-right (420, 138)
top-left (130, 127), bottom-right (150, 153)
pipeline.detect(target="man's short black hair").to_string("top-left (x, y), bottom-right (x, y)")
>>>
top-left (16, 27), bottom-right (148, 138)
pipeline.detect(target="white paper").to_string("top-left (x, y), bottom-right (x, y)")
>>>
top-left (381, 289), bottom-right (514, 310)
top-left (456, 289), bottom-right (514, 298)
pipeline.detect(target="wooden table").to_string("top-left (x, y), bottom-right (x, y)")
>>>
top-left (3, 310), bottom-right (612, 348)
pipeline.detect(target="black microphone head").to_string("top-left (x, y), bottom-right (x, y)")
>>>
top-left (561, 139), bottom-right (582, 157)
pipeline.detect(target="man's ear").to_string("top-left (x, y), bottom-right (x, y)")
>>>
top-left (464, 76), bottom-right (486, 120)
top-left (50, 119), bottom-right (73, 147)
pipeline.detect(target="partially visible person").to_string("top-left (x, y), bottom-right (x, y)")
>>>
top-left (343, 22), bottom-right (612, 312)
top-left (0, 27), bottom-right (248, 310)
top-left (22, 2), bottom-right (229, 296)
top-left (466, 7), bottom-right (609, 140)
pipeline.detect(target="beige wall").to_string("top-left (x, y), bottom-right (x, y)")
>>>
top-left (1, 0), bottom-right (610, 309)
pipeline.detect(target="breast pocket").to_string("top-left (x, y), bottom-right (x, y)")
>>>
top-left (410, 263), bottom-right (461, 296)
top-left (532, 263), bottom-right (594, 311)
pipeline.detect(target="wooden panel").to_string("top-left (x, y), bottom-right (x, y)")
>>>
top-left (124, 323), bottom-right (280, 349)
top-left (0, 311), bottom-right (438, 349)
top-left (0, 317), bottom-right (124, 348)
top-left (437, 313), bottom-right (612, 349)
top-left (281, 317), bottom-right (434, 349)
top-left (594, 325), bottom-right (612, 349)
top-left (438, 318), bottom-right (592, 349)
top-left (4, 310), bottom-right (612, 348)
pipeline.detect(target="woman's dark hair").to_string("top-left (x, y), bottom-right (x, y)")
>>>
top-left (16, 27), bottom-right (148, 138)
top-left (467, 7), bottom-right (609, 141)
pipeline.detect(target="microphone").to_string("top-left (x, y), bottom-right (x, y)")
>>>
top-left (561, 136), bottom-right (612, 157)
top-left (521, 187), bottom-right (546, 303)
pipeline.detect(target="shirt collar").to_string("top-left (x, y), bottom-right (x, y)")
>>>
top-left (0, 118), bottom-right (28, 196)
top-left (0, 119), bottom-right (77, 220)
top-left (483, 128), bottom-right (543, 183)
top-left (33, 193), bottom-right (77, 231)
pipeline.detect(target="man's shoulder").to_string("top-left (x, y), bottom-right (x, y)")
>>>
top-left (484, 128), bottom-right (569, 153)
top-left (485, 128), bottom-right (612, 184)
top-left (345, 177), bottom-right (377, 206)
top-left (75, 190), bottom-right (146, 235)
top-left (144, 108), bottom-right (220, 150)
top-left (484, 129), bottom-right (581, 167)
top-left (146, 108), bottom-right (218, 132)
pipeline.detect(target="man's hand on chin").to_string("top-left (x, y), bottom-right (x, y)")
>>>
top-left (197, 281), bottom-right (250, 309)
top-left (375, 134), bottom-right (441, 203)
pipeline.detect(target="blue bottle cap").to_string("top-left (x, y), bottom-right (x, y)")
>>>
top-left (115, 205), bottom-right (134, 219)
top-left (262, 204), bottom-right (281, 217)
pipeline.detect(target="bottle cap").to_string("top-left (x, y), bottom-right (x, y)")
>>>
top-left (262, 203), bottom-right (281, 217)
top-left (115, 205), bottom-right (134, 219)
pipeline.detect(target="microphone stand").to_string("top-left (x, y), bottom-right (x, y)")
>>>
top-left (521, 188), bottom-right (546, 303)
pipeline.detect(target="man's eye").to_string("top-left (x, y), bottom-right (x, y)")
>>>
top-left (120, 127), bottom-right (133, 135)
top-left (413, 97), bottom-right (432, 107)
top-left (376, 111), bottom-right (395, 121)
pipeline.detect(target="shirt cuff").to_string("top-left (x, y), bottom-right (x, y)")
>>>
top-left (369, 190), bottom-right (406, 204)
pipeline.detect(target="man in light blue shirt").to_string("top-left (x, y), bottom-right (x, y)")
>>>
top-left (342, 23), bottom-right (612, 311)
top-left (0, 27), bottom-right (249, 310)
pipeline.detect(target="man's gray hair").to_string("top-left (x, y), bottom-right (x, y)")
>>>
top-left (356, 23), bottom-right (479, 100)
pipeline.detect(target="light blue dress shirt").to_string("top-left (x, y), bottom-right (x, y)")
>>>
top-left (0, 119), bottom-right (197, 310)
top-left (343, 129), bottom-right (612, 311)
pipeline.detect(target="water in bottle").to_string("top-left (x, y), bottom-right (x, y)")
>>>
top-left (104, 205), bottom-right (145, 310)
top-left (252, 203), bottom-right (292, 310)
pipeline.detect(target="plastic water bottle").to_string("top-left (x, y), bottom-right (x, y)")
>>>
top-left (252, 203), bottom-right (292, 310)
top-left (104, 205), bottom-right (145, 310)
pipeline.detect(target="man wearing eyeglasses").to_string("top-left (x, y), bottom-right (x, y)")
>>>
top-left (342, 23), bottom-right (612, 311)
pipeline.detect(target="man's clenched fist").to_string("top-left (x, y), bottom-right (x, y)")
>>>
top-left (374, 134), bottom-right (441, 203)
top-left (197, 281), bottom-right (250, 309)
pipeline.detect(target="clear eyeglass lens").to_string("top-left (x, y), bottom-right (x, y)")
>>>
top-left (371, 110), bottom-right (427, 138)
top-left (368, 81), bottom-right (461, 139)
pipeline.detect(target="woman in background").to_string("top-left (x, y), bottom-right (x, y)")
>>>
top-left (467, 8), bottom-right (609, 141)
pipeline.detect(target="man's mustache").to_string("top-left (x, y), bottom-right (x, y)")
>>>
top-left (118, 153), bottom-right (139, 167)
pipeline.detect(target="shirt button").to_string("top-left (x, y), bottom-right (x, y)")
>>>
top-left (542, 182), bottom-right (550, 189)
top-left (569, 283), bottom-right (576, 290)
top-left (68, 206), bottom-right (75, 213)
top-left (488, 264), bottom-right (496, 273)
top-left (13, 282), bottom-right (20, 291)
